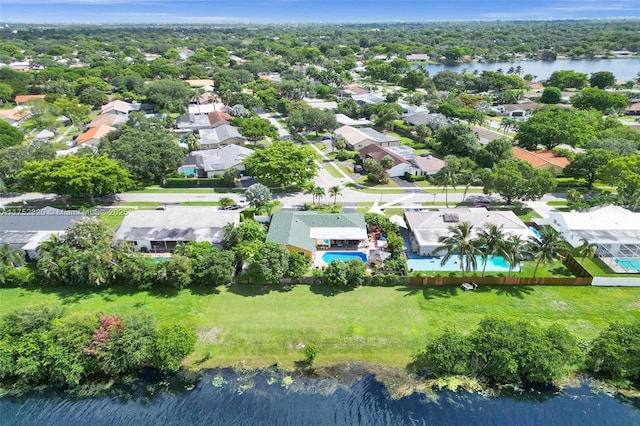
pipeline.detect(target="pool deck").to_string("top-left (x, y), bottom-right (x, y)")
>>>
top-left (600, 257), bottom-right (640, 274)
top-left (313, 247), bottom-right (370, 268)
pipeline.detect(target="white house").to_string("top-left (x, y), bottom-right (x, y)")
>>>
top-left (405, 208), bottom-right (535, 257)
top-left (115, 207), bottom-right (240, 253)
top-left (535, 205), bottom-right (640, 273)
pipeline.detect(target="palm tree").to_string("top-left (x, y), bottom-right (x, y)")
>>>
top-left (303, 183), bottom-right (317, 205)
top-left (312, 186), bottom-right (325, 207)
top-left (528, 227), bottom-right (569, 278)
top-left (575, 238), bottom-right (598, 265)
top-left (328, 185), bottom-right (342, 206)
top-left (461, 170), bottom-right (480, 203)
top-left (434, 221), bottom-right (480, 277)
top-left (499, 117), bottom-right (518, 135)
top-left (499, 234), bottom-right (530, 277)
top-left (515, 65), bottom-right (523, 76)
top-left (434, 167), bottom-right (457, 208)
top-left (476, 224), bottom-right (504, 277)
top-left (0, 243), bottom-right (23, 268)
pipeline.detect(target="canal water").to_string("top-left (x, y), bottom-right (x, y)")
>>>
top-left (1, 369), bottom-right (639, 425)
top-left (415, 58), bottom-right (640, 81)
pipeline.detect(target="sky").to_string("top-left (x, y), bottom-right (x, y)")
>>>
top-left (0, 0), bottom-right (638, 24)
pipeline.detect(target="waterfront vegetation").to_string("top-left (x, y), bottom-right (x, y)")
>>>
top-left (0, 284), bottom-right (639, 383)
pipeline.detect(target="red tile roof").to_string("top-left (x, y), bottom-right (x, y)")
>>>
top-left (76, 125), bottom-right (114, 145)
top-left (207, 111), bottom-right (233, 126)
top-left (14, 94), bottom-right (46, 104)
top-left (512, 146), bottom-right (570, 169)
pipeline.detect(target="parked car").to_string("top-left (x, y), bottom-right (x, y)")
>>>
top-left (321, 135), bottom-right (332, 141)
top-left (354, 165), bottom-right (364, 173)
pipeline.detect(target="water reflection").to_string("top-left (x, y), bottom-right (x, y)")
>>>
top-left (2, 369), bottom-right (639, 426)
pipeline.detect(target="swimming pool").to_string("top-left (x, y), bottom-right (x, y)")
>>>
top-left (614, 258), bottom-right (640, 271)
top-left (322, 251), bottom-right (368, 264)
top-left (529, 226), bottom-right (541, 238)
top-left (408, 255), bottom-right (514, 272)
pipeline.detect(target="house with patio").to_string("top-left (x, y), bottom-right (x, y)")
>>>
top-left (115, 207), bottom-right (240, 253)
top-left (535, 205), bottom-right (640, 273)
top-left (0, 206), bottom-right (86, 259)
top-left (404, 207), bottom-right (535, 257)
top-left (266, 211), bottom-right (368, 259)
top-left (75, 124), bottom-right (115, 147)
top-left (179, 145), bottom-right (253, 178)
top-left (334, 125), bottom-right (400, 151)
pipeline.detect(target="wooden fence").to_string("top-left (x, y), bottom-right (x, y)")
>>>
top-left (407, 275), bottom-right (592, 286)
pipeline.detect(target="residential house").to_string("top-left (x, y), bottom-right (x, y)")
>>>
top-left (187, 102), bottom-right (227, 115)
top-left (101, 100), bottom-right (131, 115)
top-left (0, 108), bottom-right (26, 125)
top-left (0, 206), bottom-right (86, 259)
top-left (340, 85), bottom-right (368, 96)
top-left (405, 208), bottom-right (536, 257)
top-left (14, 94), bottom-right (46, 106)
top-left (304, 98), bottom-right (338, 110)
top-left (625, 102), bottom-right (640, 116)
top-left (335, 113), bottom-right (371, 127)
top-left (497, 101), bottom-right (542, 117)
top-left (333, 125), bottom-right (400, 150)
top-left (207, 111), bottom-right (234, 128)
top-left (512, 146), bottom-right (570, 175)
top-left (179, 145), bottom-right (253, 178)
top-left (472, 126), bottom-right (505, 145)
top-left (535, 205), bottom-right (640, 273)
top-left (75, 124), bottom-right (115, 147)
top-left (185, 79), bottom-right (215, 88)
top-left (198, 124), bottom-right (245, 149)
top-left (34, 129), bottom-right (55, 141)
top-left (351, 93), bottom-right (385, 106)
top-left (358, 144), bottom-right (413, 178)
top-left (176, 114), bottom-right (213, 132)
top-left (412, 155), bottom-right (446, 176)
top-left (266, 211), bottom-right (368, 259)
top-left (406, 54), bottom-right (431, 62)
top-left (397, 102), bottom-right (429, 117)
top-left (115, 207), bottom-right (240, 253)
top-left (87, 113), bottom-right (128, 129)
top-left (404, 112), bottom-right (448, 128)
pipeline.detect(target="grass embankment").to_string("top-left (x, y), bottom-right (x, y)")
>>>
top-left (1, 284), bottom-right (638, 370)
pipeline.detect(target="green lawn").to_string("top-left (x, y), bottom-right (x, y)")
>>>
top-left (324, 165), bottom-right (345, 178)
top-left (1, 284), bottom-right (638, 370)
top-left (355, 175), bottom-right (400, 188)
top-left (580, 257), bottom-right (640, 278)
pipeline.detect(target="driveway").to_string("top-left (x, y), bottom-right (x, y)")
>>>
top-left (391, 177), bottom-right (417, 188)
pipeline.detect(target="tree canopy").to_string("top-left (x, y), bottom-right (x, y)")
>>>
top-left (243, 140), bottom-right (318, 187)
top-left (514, 107), bottom-right (602, 150)
top-left (17, 154), bottom-right (132, 198)
top-left (482, 159), bottom-right (556, 204)
top-left (0, 120), bottom-right (24, 149)
top-left (99, 121), bottom-right (184, 185)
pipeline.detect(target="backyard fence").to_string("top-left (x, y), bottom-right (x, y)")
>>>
top-left (407, 276), bottom-right (592, 286)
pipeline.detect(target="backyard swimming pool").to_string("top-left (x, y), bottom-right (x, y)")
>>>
top-left (614, 257), bottom-right (640, 272)
top-left (322, 251), bottom-right (368, 264)
top-left (408, 255), bottom-right (514, 273)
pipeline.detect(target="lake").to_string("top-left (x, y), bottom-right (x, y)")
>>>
top-left (2, 369), bottom-right (639, 425)
top-left (415, 58), bottom-right (640, 81)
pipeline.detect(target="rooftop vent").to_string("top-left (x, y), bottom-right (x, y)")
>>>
top-left (443, 213), bottom-right (459, 223)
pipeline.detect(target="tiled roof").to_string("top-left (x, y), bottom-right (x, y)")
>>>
top-left (76, 125), bottom-right (114, 145)
top-left (207, 111), bottom-right (233, 126)
top-left (512, 147), bottom-right (570, 169)
top-left (413, 156), bottom-right (446, 173)
top-left (266, 211), bottom-right (367, 253)
top-left (101, 100), bottom-right (131, 114)
top-left (198, 124), bottom-right (244, 145)
top-left (334, 125), bottom-right (399, 146)
top-left (14, 94), bottom-right (46, 104)
top-left (358, 144), bottom-right (408, 166)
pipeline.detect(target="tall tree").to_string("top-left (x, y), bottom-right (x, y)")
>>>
top-left (476, 224), bottom-right (504, 277)
top-left (528, 227), bottom-right (569, 278)
top-left (329, 185), bottom-right (342, 206)
top-left (243, 140), bottom-right (318, 187)
top-left (589, 71), bottom-right (616, 89)
top-left (99, 122), bottom-right (184, 185)
top-left (482, 159), bottom-right (556, 204)
top-left (575, 238), bottom-right (598, 265)
top-left (563, 149), bottom-right (617, 189)
top-left (17, 154), bottom-right (132, 199)
top-left (434, 221), bottom-right (480, 277)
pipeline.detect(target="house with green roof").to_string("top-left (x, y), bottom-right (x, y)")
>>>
top-left (266, 211), bottom-right (368, 258)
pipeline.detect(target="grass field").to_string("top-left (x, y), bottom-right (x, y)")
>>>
top-left (1, 284), bottom-right (638, 370)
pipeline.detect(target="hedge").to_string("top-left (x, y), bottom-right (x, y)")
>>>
top-left (163, 178), bottom-right (226, 188)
